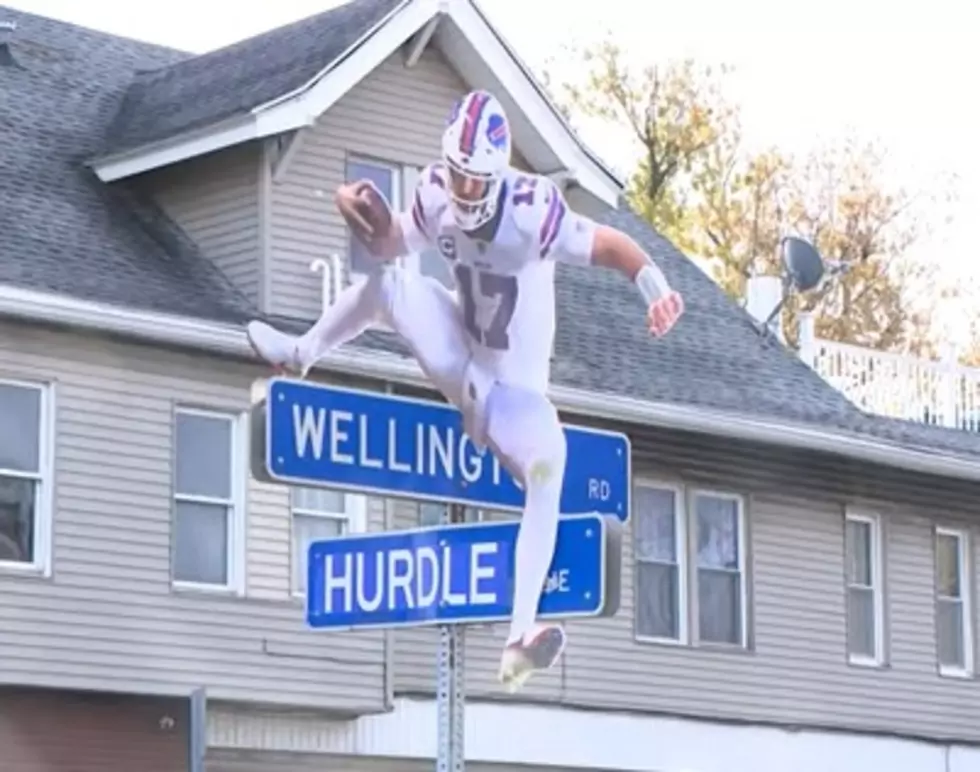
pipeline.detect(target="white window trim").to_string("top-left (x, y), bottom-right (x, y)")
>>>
top-left (0, 377), bottom-right (54, 577)
top-left (400, 163), bottom-right (422, 277)
top-left (346, 158), bottom-right (455, 291)
top-left (172, 407), bottom-right (247, 595)
top-left (936, 526), bottom-right (974, 678)
top-left (633, 479), bottom-right (689, 646)
top-left (845, 508), bottom-right (885, 667)
top-left (346, 155), bottom-right (436, 335)
top-left (346, 154), bottom-right (406, 281)
top-left (691, 488), bottom-right (748, 649)
top-left (290, 490), bottom-right (367, 598)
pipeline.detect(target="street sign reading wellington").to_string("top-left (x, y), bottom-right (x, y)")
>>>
top-left (250, 378), bottom-right (631, 520)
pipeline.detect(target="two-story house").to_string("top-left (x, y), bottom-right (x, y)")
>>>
top-left (2, 2), bottom-right (980, 771)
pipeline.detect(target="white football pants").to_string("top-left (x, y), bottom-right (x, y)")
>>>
top-left (296, 264), bottom-right (566, 645)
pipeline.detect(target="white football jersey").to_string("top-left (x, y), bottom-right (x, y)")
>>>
top-left (399, 164), bottom-right (597, 394)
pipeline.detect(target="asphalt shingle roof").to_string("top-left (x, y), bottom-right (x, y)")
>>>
top-left (102, 0), bottom-right (403, 154)
top-left (2, 3), bottom-right (979, 465)
top-left (553, 207), bottom-right (980, 460)
top-left (0, 7), bottom-right (255, 324)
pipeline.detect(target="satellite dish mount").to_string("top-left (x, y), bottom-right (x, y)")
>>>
top-left (756, 236), bottom-right (839, 338)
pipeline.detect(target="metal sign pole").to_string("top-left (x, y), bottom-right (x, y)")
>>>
top-left (188, 687), bottom-right (206, 772)
top-left (436, 503), bottom-right (466, 772)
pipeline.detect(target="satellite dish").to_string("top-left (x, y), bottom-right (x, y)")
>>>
top-left (781, 236), bottom-right (825, 293)
top-left (752, 236), bottom-right (828, 341)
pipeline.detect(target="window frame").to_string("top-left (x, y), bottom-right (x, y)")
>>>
top-left (631, 481), bottom-right (748, 649)
top-left (0, 377), bottom-right (54, 576)
top-left (400, 163), bottom-right (421, 279)
top-left (171, 406), bottom-right (247, 595)
top-left (935, 525), bottom-right (974, 678)
top-left (844, 508), bottom-right (885, 667)
top-left (632, 479), bottom-right (689, 645)
top-left (345, 154), bottom-right (405, 283)
top-left (344, 155), bottom-right (454, 290)
top-left (290, 488), bottom-right (367, 598)
top-left (690, 487), bottom-right (748, 649)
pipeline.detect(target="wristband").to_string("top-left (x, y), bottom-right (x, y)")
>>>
top-left (635, 263), bottom-right (672, 304)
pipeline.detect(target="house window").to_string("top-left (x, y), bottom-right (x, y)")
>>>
top-left (346, 157), bottom-right (402, 277)
top-left (292, 487), bottom-right (366, 595)
top-left (694, 490), bottom-right (746, 646)
top-left (634, 485), bottom-right (686, 642)
top-left (0, 380), bottom-right (52, 572)
top-left (344, 157), bottom-right (452, 289)
top-left (936, 527), bottom-right (973, 675)
top-left (172, 408), bottom-right (244, 591)
top-left (845, 510), bottom-right (884, 665)
top-left (634, 483), bottom-right (746, 647)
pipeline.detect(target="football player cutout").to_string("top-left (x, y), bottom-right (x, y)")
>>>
top-left (247, 90), bottom-right (684, 692)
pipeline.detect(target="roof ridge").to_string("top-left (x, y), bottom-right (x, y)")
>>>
top-left (129, 0), bottom-right (388, 80)
top-left (99, 0), bottom-right (404, 153)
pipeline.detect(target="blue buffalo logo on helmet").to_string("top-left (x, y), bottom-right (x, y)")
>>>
top-left (486, 113), bottom-right (509, 150)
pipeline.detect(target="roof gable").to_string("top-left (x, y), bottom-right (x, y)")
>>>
top-left (89, 0), bottom-right (622, 209)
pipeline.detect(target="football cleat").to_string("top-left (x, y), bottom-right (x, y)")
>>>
top-left (246, 321), bottom-right (308, 377)
top-left (497, 625), bottom-right (567, 693)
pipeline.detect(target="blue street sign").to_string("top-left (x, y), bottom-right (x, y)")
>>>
top-left (251, 378), bottom-right (631, 520)
top-left (305, 513), bottom-right (622, 629)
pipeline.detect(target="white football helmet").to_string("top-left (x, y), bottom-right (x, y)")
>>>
top-left (441, 90), bottom-right (512, 231)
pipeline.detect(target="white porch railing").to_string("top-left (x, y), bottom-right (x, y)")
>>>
top-left (798, 313), bottom-right (980, 431)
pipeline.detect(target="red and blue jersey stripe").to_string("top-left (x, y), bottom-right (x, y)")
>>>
top-left (539, 187), bottom-right (567, 258)
top-left (457, 91), bottom-right (491, 156)
top-left (411, 188), bottom-right (428, 237)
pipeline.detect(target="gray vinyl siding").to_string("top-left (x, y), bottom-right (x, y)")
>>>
top-left (267, 48), bottom-right (466, 320)
top-left (2, 317), bottom-right (980, 736)
top-left (148, 143), bottom-right (263, 307)
top-left (390, 415), bottom-right (980, 740)
top-left (0, 321), bottom-right (385, 712)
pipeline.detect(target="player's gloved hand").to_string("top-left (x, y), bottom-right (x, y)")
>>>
top-left (647, 291), bottom-right (684, 337)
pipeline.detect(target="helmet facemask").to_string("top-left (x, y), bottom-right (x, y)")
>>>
top-left (445, 161), bottom-right (501, 232)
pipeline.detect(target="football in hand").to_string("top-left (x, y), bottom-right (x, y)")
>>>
top-left (350, 182), bottom-right (393, 243)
